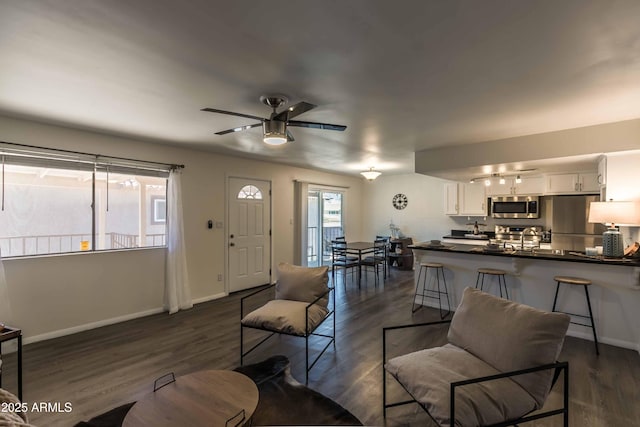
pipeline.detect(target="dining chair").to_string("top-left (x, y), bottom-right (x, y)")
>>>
top-left (359, 239), bottom-right (387, 286)
top-left (330, 240), bottom-right (359, 286)
top-left (375, 235), bottom-right (391, 278)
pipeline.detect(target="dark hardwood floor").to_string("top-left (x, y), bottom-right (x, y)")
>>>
top-left (3, 268), bottom-right (639, 426)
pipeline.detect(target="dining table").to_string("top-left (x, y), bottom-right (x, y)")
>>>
top-left (344, 241), bottom-right (377, 286)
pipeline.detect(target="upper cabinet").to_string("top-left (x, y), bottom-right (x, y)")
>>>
top-left (545, 172), bottom-right (600, 194)
top-left (486, 176), bottom-right (545, 196)
top-left (597, 156), bottom-right (606, 187)
top-left (459, 182), bottom-right (487, 215)
top-left (444, 182), bottom-right (459, 215)
top-left (444, 182), bottom-right (486, 216)
top-left (604, 151), bottom-right (640, 201)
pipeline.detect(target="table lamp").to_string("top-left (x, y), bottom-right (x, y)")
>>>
top-left (588, 201), bottom-right (640, 257)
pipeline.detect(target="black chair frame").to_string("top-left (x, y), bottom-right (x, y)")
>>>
top-left (375, 235), bottom-right (391, 278)
top-left (383, 320), bottom-right (569, 427)
top-left (331, 241), bottom-right (359, 286)
top-left (240, 283), bottom-right (336, 384)
top-left (360, 239), bottom-right (387, 287)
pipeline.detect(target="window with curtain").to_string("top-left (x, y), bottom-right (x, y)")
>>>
top-left (0, 142), bottom-right (176, 257)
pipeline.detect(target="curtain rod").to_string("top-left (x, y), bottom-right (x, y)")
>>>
top-left (294, 179), bottom-right (350, 189)
top-left (0, 140), bottom-right (184, 170)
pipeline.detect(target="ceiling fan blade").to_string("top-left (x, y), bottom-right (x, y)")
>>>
top-left (273, 101), bottom-right (317, 121)
top-left (286, 130), bottom-right (295, 142)
top-left (288, 120), bottom-right (347, 131)
top-left (214, 122), bottom-right (262, 135)
top-left (201, 107), bottom-right (265, 122)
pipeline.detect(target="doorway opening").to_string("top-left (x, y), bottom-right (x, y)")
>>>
top-left (307, 190), bottom-right (344, 267)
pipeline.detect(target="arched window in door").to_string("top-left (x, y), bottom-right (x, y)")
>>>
top-left (237, 185), bottom-right (263, 200)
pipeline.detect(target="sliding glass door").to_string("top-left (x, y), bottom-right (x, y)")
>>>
top-left (307, 190), bottom-right (344, 267)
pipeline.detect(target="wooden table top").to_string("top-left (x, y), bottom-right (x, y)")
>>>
top-left (123, 370), bottom-right (259, 427)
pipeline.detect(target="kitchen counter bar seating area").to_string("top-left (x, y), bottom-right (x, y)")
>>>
top-left (410, 243), bottom-right (640, 353)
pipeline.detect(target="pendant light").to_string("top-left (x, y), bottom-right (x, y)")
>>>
top-left (360, 167), bottom-right (381, 181)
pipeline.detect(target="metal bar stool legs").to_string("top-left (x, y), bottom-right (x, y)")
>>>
top-left (412, 262), bottom-right (451, 319)
top-left (552, 276), bottom-right (599, 355)
top-left (475, 268), bottom-right (509, 299)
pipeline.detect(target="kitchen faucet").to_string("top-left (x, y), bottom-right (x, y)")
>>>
top-left (520, 227), bottom-right (540, 251)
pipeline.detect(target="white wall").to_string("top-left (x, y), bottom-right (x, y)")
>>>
top-left (415, 118), bottom-right (640, 175)
top-left (361, 173), bottom-right (458, 243)
top-left (0, 115), bottom-right (364, 342)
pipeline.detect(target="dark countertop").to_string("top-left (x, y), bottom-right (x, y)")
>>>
top-left (442, 234), bottom-right (490, 240)
top-left (409, 243), bottom-right (640, 267)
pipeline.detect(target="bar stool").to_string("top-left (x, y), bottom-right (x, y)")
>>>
top-left (552, 276), bottom-right (599, 355)
top-left (475, 268), bottom-right (509, 299)
top-left (413, 262), bottom-right (450, 318)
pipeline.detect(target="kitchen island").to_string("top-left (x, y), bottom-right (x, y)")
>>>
top-left (410, 243), bottom-right (640, 352)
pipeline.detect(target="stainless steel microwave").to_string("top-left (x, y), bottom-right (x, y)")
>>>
top-left (491, 196), bottom-right (540, 219)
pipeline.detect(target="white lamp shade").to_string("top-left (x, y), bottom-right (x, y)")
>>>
top-left (360, 169), bottom-right (381, 181)
top-left (588, 201), bottom-right (640, 226)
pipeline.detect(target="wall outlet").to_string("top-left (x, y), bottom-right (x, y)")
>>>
top-left (217, 274), bottom-right (223, 282)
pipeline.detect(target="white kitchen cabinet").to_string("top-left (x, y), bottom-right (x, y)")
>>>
top-left (459, 182), bottom-right (487, 215)
top-left (545, 172), bottom-right (600, 194)
top-left (597, 156), bottom-right (606, 187)
top-left (444, 182), bottom-right (459, 215)
top-left (580, 172), bottom-right (600, 193)
top-left (603, 151), bottom-right (640, 201)
top-left (486, 176), bottom-right (545, 196)
top-left (444, 182), bottom-right (486, 216)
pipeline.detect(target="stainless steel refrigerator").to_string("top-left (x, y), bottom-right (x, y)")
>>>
top-left (548, 195), bottom-right (606, 251)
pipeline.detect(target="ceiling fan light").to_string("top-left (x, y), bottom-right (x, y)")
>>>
top-left (262, 134), bottom-right (287, 145)
top-left (360, 167), bottom-right (381, 181)
top-left (263, 120), bottom-right (288, 145)
top-left (263, 134), bottom-right (288, 145)
top-left (515, 175), bottom-right (522, 184)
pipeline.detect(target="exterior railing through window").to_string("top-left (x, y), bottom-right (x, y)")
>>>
top-left (306, 226), bottom-right (343, 266)
top-left (0, 232), bottom-right (166, 257)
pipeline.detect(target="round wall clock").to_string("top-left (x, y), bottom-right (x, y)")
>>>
top-left (392, 193), bottom-right (408, 210)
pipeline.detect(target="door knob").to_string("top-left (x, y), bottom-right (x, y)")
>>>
top-left (230, 234), bottom-right (234, 238)
top-left (230, 242), bottom-right (235, 247)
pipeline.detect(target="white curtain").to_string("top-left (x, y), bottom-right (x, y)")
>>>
top-left (294, 181), bottom-right (309, 266)
top-left (0, 249), bottom-right (13, 325)
top-left (164, 169), bottom-right (192, 314)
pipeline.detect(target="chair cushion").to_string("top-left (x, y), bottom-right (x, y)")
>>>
top-left (385, 344), bottom-right (537, 427)
top-left (448, 287), bottom-right (570, 407)
top-left (275, 263), bottom-right (329, 308)
top-left (241, 300), bottom-right (329, 336)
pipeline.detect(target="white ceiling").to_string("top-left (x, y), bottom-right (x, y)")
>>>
top-left (1, 0), bottom-right (640, 178)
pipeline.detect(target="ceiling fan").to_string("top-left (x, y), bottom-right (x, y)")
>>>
top-left (201, 95), bottom-right (347, 145)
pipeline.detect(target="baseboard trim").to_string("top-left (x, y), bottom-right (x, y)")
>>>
top-left (565, 330), bottom-right (640, 353)
top-left (23, 293), bottom-right (229, 345)
top-left (192, 292), bottom-right (227, 304)
top-left (23, 307), bottom-right (165, 345)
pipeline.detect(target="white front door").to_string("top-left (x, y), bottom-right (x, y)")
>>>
top-left (228, 177), bottom-right (271, 292)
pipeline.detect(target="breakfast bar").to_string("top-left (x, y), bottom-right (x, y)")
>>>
top-left (410, 243), bottom-right (640, 352)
